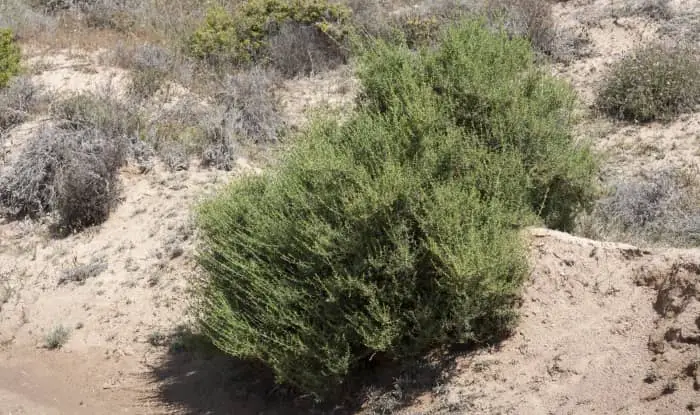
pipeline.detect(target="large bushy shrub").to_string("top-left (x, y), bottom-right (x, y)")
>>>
top-left (187, 0), bottom-right (350, 67)
top-left (195, 19), bottom-right (596, 399)
top-left (0, 29), bottom-right (21, 88)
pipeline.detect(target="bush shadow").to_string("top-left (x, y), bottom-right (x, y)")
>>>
top-left (146, 328), bottom-right (464, 414)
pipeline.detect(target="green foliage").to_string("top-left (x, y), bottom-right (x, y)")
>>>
top-left (195, 19), bottom-right (596, 399)
top-left (394, 13), bottom-right (442, 49)
top-left (0, 29), bottom-right (21, 88)
top-left (187, 0), bottom-right (350, 66)
top-left (596, 44), bottom-right (700, 122)
top-left (358, 21), bottom-right (596, 230)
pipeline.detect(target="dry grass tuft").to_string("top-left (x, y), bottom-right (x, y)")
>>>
top-left (58, 257), bottom-right (108, 285)
top-left (44, 325), bottom-right (70, 349)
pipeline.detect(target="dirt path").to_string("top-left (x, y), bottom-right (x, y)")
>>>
top-left (0, 347), bottom-right (153, 414)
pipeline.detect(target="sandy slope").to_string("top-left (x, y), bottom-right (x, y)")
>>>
top-left (407, 229), bottom-right (700, 414)
top-left (1, 0), bottom-right (699, 413)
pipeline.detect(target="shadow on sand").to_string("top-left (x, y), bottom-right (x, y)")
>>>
top-left (146, 329), bottom-right (461, 414)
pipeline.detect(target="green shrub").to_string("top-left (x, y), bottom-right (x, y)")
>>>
top-left (394, 13), bottom-right (443, 49)
top-left (187, 0), bottom-right (350, 67)
top-left (0, 29), bottom-right (21, 88)
top-left (596, 44), bottom-right (700, 122)
top-left (44, 325), bottom-right (70, 350)
top-left (195, 19), bottom-right (596, 399)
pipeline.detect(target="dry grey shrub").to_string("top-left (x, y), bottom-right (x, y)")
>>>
top-left (143, 98), bottom-right (205, 171)
top-left (0, 76), bottom-right (38, 133)
top-left (485, 0), bottom-right (591, 62)
top-left (343, 0), bottom-right (393, 39)
top-left (146, 67), bottom-right (282, 171)
top-left (199, 114), bottom-right (235, 171)
top-left (29, 0), bottom-right (74, 14)
top-left (0, 127), bottom-right (61, 219)
top-left (215, 67), bottom-right (284, 144)
top-left (125, 135), bottom-right (155, 173)
top-left (0, 91), bottom-right (139, 231)
top-left (618, 0), bottom-right (673, 20)
top-left (268, 21), bottom-right (348, 77)
top-left (661, 8), bottom-right (700, 43)
top-left (147, 99), bottom-right (237, 171)
top-left (0, 127), bottom-right (126, 231)
top-left (125, 44), bottom-right (174, 100)
top-left (44, 325), bottom-right (70, 349)
top-left (146, 67), bottom-right (284, 171)
top-left (1, 0), bottom-right (57, 38)
top-left (79, 0), bottom-right (136, 32)
top-left (53, 128), bottom-right (125, 231)
top-left (50, 91), bottom-right (141, 136)
top-left (592, 168), bottom-right (700, 246)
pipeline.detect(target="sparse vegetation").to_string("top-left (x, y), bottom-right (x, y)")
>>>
top-left (0, 0), bottom-right (698, 412)
top-left (0, 29), bottom-right (21, 88)
top-left (140, 66), bottom-right (281, 171)
top-left (487, 0), bottom-right (557, 57)
top-left (50, 92), bottom-right (141, 136)
top-left (44, 325), bottom-right (70, 349)
top-left (214, 67), bottom-right (283, 144)
top-left (195, 19), bottom-right (596, 399)
top-left (596, 44), bottom-right (700, 122)
top-left (58, 257), bottom-right (108, 285)
top-left (618, 0), bottom-right (673, 20)
top-left (268, 21), bottom-right (347, 77)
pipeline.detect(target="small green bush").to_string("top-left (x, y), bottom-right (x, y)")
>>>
top-left (596, 44), bottom-right (700, 122)
top-left (187, 0), bottom-right (350, 67)
top-left (0, 29), bottom-right (21, 88)
top-left (44, 325), bottom-right (70, 349)
top-left (196, 19), bottom-right (596, 399)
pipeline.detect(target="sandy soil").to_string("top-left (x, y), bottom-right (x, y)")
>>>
top-left (1, 228), bottom-right (698, 414)
top-left (1, 0), bottom-right (699, 413)
top-left (405, 229), bottom-right (700, 414)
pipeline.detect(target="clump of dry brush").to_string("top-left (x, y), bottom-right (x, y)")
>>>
top-left (0, 91), bottom-right (140, 233)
